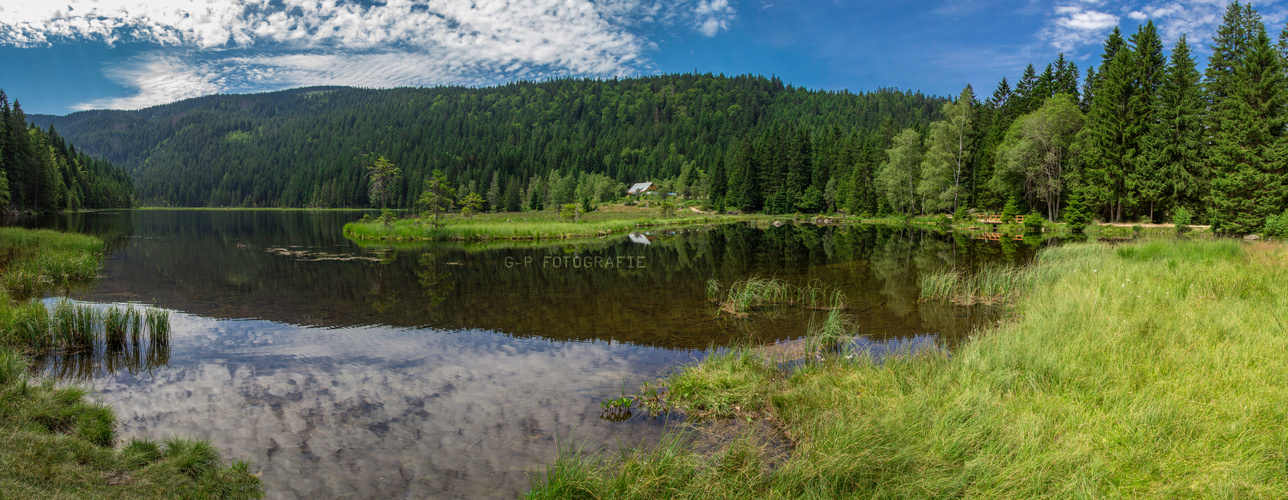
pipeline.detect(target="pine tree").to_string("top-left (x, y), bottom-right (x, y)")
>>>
top-left (708, 154), bottom-right (727, 211)
top-left (1013, 64), bottom-right (1040, 114)
top-left (486, 171), bottom-right (500, 212)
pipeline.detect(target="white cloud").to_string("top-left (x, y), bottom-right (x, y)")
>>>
top-left (1041, 4), bottom-right (1119, 52)
top-left (694, 0), bottom-right (736, 37)
top-left (9, 0), bottom-right (740, 111)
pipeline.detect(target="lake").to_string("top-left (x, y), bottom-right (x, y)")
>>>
top-left (5, 210), bottom-right (1046, 498)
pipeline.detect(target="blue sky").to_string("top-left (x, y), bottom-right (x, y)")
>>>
top-left (1, 0), bottom-right (1285, 115)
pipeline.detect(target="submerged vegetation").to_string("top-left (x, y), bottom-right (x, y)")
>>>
top-left (531, 238), bottom-right (1288, 498)
top-left (0, 227), bottom-right (261, 498)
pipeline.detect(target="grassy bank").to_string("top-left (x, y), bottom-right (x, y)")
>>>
top-left (0, 227), bottom-right (262, 498)
top-left (530, 239), bottom-right (1288, 498)
top-left (342, 210), bottom-right (754, 242)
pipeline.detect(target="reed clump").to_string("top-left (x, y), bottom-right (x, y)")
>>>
top-left (707, 277), bottom-right (847, 316)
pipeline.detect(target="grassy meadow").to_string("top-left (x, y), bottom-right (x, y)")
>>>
top-left (342, 208), bottom-right (767, 242)
top-left (0, 227), bottom-right (262, 498)
top-left (529, 238), bottom-right (1288, 499)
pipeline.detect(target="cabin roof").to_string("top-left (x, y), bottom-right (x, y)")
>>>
top-left (627, 182), bottom-right (655, 194)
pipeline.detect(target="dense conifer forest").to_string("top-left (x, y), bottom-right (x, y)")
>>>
top-left (29, 75), bottom-right (944, 214)
top-left (24, 2), bottom-right (1288, 234)
top-left (0, 90), bottom-right (134, 213)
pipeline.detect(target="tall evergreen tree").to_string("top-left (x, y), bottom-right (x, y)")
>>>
top-left (1145, 35), bottom-right (1205, 218)
top-left (1081, 41), bottom-right (1135, 222)
top-left (1127, 21), bottom-right (1167, 221)
top-left (1013, 64), bottom-right (1040, 114)
top-left (1208, 19), bottom-right (1287, 234)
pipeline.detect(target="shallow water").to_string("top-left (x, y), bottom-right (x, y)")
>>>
top-left (7, 210), bottom-right (1046, 498)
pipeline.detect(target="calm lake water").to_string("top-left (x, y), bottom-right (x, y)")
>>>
top-left (7, 210), bottom-right (1047, 498)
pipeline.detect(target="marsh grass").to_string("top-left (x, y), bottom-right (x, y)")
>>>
top-left (711, 277), bottom-right (847, 316)
top-left (919, 264), bottom-right (1040, 305)
top-left (531, 239), bottom-right (1288, 499)
top-left (344, 210), bottom-right (734, 242)
top-left (0, 228), bottom-right (101, 298)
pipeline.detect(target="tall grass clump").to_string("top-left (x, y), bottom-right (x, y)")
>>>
top-left (0, 227), bottom-right (102, 297)
top-left (147, 307), bottom-right (172, 343)
top-left (919, 264), bottom-right (1041, 305)
top-left (712, 277), bottom-right (846, 316)
top-left (805, 308), bottom-right (855, 353)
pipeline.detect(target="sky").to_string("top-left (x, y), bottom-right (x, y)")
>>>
top-left (1, 0), bottom-right (1286, 115)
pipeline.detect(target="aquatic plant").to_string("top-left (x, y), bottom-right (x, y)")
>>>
top-left (710, 277), bottom-right (846, 316)
top-left (806, 308), bottom-right (856, 353)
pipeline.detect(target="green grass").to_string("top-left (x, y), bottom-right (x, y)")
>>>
top-left (0, 227), bottom-right (261, 498)
top-left (0, 227), bottom-right (102, 298)
top-left (530, 238), bottom-right (1288, 499)
top-left (707, 277), bottom-right (846, 316)
top-left (343, 210), bottom-right (753, 242)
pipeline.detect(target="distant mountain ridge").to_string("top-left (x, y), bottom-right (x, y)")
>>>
top-left (28, 74), bottom-right (944, 208)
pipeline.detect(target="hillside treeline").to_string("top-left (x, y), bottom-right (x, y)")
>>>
top-left (30, 75), bottom-right (944, 212)
top-left (1, 90), bottom-right (134, 213)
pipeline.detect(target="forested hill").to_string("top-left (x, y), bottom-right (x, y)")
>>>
top-left (2, 90), bottom-right (134, 213)
top-left (29, 74), bottom-right (945, 210)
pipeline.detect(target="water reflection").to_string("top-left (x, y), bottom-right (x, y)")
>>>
top-left (23, 212), bottom-right (1050, 348)
top-left (92, 313), bottom-right (693, 499)
top-left (29, 336), bottom-right (171, 381)
top-left (4, 210), bottom-right (1059, 499)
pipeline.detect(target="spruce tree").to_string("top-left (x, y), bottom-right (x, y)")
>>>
top-left (1128, 21), bottom-right (1167, 221)
top-left (1080, 41), bottom-right (1135, 222)
top-left (1209, 21), bottom-right (1287, 234)
top-left (1146, 35), bottom-right (1204, 218)
top-left (1013, 64), bottom-right (1040, 114)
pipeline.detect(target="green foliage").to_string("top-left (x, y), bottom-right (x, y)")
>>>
top-left (32, 75), bottom-right (945, 210)
top-left (1062, 191), bottom-right (1091, 231)
top-left (374, 208), bottom-right (397, 227)
top-left (1173, 206), bottom-right (1193, 233)
top-left (417, 169), bottom-right (455, 226)
top-left (0, 90), bottom-right (133, 212)
top-left (877, 128), bottom-right (923, 215)
top-left (992, 94), bottom-right (1084, 221)
top-left (999, 197), bottom-right (1022, 223)
top-left (458, 192), bottom-right (484, 217)
top-left (1265, 209), bottom-right (1288, 238)
top-left (365, 155), bottom-right (400, 209)
top-left (558, 203), bottom-right (584, 222)
top-left (1023, 211), bottom-right (1046, 232)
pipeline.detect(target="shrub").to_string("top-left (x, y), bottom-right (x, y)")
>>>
top-left (953, 205), bottom-right (969, 223)
top-left (1173, 206), bottom-right (1193, 234)
top-left (1000, 198), bottom-right (1022, 223)
top-left (1024, 212), bottom-right (1046, 233)
top-left (1265, 210), bottom-right (1288, 239)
